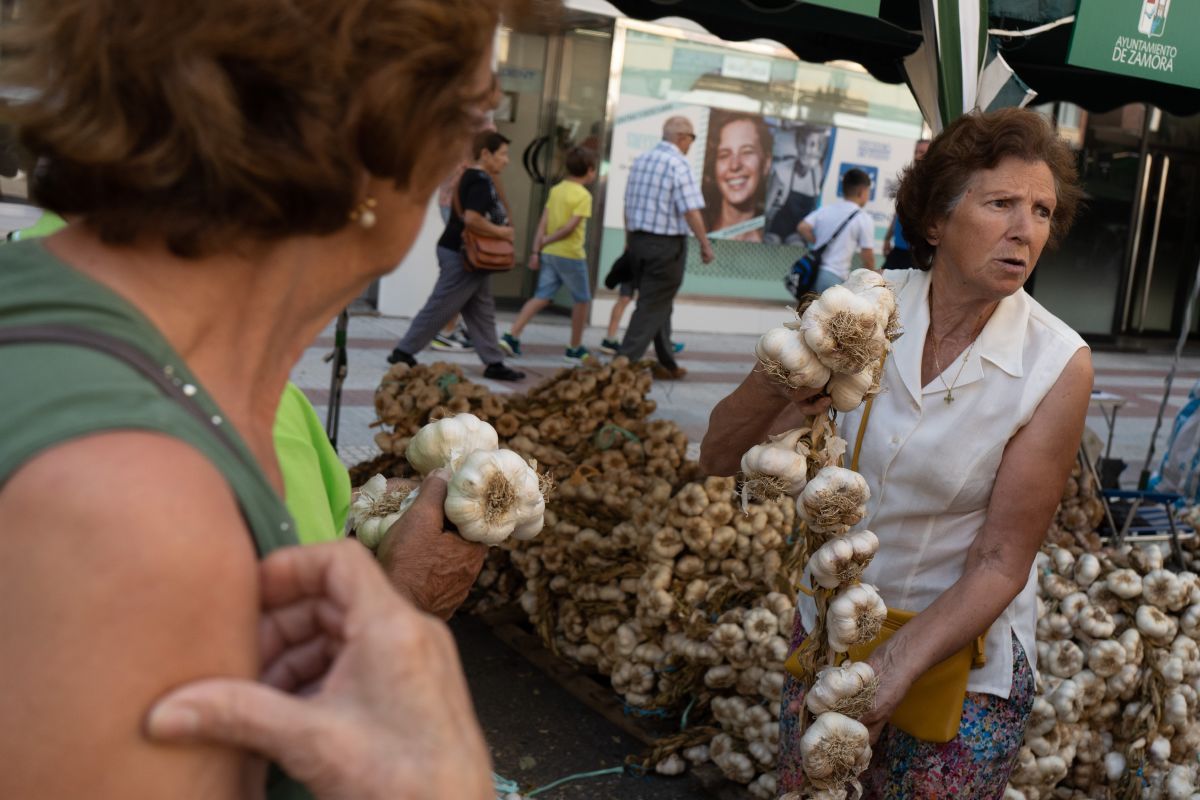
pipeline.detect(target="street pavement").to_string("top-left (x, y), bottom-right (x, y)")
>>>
top-left (291, 309), bottom-right (1200, 490)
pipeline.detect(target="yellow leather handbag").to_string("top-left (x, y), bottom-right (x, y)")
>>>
top-left (845, 609), bottom-right (987, 743)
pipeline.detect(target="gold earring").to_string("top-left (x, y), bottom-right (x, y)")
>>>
top-left (349, 197), bottom-right (377, 229)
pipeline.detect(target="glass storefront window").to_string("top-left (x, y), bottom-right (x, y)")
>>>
top-left (600, 23), bottom-right (924, 303)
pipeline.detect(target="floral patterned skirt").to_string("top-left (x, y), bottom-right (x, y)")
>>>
top-left (777, 622), bottom-right (1035, 799)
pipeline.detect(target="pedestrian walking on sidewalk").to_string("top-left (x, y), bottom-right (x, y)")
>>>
top-left (501, 146), bottom-right (598, 365)
top-left (617, 115), bottom-right (714, 380)
top-left (796, 168), bottom-right (876, 293)
top-left (598, 278), bottom-right (685, 356)
top-left (388, 130), bottom-right (524, 381)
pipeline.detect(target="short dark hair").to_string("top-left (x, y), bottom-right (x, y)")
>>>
top-left (841, 168), bottom-right (871, 196)
top-left (473, 131), bottom-right (511, 160)
top-left (894, 108), bottom-right (1082, 267)
top-left (564, 146), bottom-right (597, 177)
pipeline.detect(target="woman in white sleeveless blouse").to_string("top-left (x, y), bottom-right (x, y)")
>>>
top-left (701, 108), bottom-right (1093, 798)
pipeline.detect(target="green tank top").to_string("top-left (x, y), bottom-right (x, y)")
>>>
top-left (0, 239), bottom-right (313, 800)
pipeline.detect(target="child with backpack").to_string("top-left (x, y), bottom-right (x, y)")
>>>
top-left (500, 146), bottom-right (598, 364)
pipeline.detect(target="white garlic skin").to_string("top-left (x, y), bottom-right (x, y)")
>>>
top-left (740, 429), bottom-right (809, 496)
top-left (827, 367), bottom-right (874, 413)
top-left (405, 412), bottom-right (499, 474)
top-left (826, 583), bottom-right (887, 652)
top-left (755, 326), bottom-right (831, 388)
top-left (805, 660), bottom-right (877, 717)
top-left (445, 448), bottom-right (543, 545)
top-left (799, 711), bottom-right (872, 789)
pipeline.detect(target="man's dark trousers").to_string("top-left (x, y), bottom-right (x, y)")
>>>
top-left (618, 231), bottom-right (686, 370)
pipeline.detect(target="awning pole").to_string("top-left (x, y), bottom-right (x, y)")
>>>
top-left (1140, 255), bottom-right (1200, 489)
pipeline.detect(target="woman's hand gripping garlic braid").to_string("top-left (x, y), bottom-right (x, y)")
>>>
top-left (699, 364), bottom-right (831, 478)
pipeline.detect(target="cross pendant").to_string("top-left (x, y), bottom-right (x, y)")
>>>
top-left (944, 392), bottom-right (954, 405)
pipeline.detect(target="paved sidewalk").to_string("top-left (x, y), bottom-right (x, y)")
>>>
top-left (290, 311), bottom-right (1200, 489)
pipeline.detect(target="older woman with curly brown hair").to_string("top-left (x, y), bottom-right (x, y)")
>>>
top-left (0, 1), bottom-right (549, 798)
top-left (701, 108), bottom-right (1093, 798)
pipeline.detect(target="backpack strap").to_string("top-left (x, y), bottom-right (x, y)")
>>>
top-left (814, 208), bottom-right (862, 255)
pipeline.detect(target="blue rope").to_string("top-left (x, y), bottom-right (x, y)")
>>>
top-left (622, 701), bottom-right (670, 719)
top-left (493, 772), bottom-right (521, 798)
top-left (680, 695), bottom-right (696, 731)
top-left (525, 766), bottom-right (626, 797)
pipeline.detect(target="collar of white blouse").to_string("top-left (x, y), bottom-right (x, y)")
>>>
top-left (891, 270), bottom-right (1031, 407)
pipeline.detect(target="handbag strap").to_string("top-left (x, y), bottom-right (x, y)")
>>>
top-left (0, 323), bottom-right (251, 470)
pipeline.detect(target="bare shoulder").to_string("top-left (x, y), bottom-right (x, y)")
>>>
top-left (0, 431), bottom-right (260, 798)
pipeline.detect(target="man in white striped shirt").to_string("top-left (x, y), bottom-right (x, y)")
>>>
top-left (617, 115), bottom-right (714, 380)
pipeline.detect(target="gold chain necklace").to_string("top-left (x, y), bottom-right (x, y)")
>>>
top-left (931, 334), bottom-right (975, 404)
top-left (929, 284), bottom-right (981, 405)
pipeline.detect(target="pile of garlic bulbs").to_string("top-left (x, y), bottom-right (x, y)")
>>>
top-left (364, 357), bottom-right (658, 485)
top-left (350, 413), bottom-right (546, 547)
top-left (1007, 541), bottom-right (1200, 800)
top-left (753, 269), bottom-right (900, 418)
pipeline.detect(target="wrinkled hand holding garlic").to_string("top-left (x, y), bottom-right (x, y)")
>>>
top-left (350, 413), bottom-right (546, 548)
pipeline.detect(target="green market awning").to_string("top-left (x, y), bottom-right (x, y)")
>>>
top-left (604, 0), bottom-right (921, 84)
top-left (606, 0), bottom-right (1200, 116)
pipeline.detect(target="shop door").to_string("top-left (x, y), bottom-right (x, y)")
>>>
top-left (1122, 150), bottom-right (1200, 336)
top-left (491, 15), bottom-right (614, 305)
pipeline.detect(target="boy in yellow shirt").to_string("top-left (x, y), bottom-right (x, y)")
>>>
top-left (500, 147), bottom-right (597, 364)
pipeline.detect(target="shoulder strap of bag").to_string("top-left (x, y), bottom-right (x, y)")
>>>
top-left (0, 324), bottom-right (251, 468)
top-left (814, 208), bottom-right (862, 255)
top-left (451, 173), bottom-right (466, 220)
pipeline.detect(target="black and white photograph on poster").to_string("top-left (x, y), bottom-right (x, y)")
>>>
top-left (762, 121), bottom-right (834, 245)
top-left (700, 109), bottom-right (773, 242)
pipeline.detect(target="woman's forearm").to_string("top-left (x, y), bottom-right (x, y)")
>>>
top-left (699, 367), bottom-right (805, 476)
top-left (873, 563), bottom-right (1027, 687)
top-left (463, 210), bottom-right (511, 240)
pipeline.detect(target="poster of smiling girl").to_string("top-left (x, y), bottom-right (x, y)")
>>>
top-left (700, 109), bottom-right (774, 242)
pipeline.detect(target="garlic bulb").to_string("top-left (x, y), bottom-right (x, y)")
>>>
top-left (826, 583), bottom-right (887, 652)
top-left (1046, 639), bottom-right (1084, 678)
top-left (800, 711), bottom-right (872, 790)
top-left (755, 326), bottom-right (831, 389)
top-left (1136, 604), bottom-right (1178, 643)
top-left (842, 268), bottom-right (889, 294)
top-left (1106, 568), bottom-right (1143, 600)
top-left (445, 449), bottom-right (544, 545)
top-left (800, 286), bottom-right (887, 374)
top-left (1075, 603), bottom-right (1115, 639)
top-left (805, 661), bottom-right (878, 718)
top-left (350, 473), bottom-right (411, 549)
top-left (1074, 553), bottom-right (1101, 588)
top-left (827, 367), bottom-right (874, 413)
top-left (740, 428), bottom-right (810, 504)
top-left (809, 530), bottom-right (879, 589)
top-left (1143, 569), bottom-right (1182, 609)
top-left (405, 412), bottom-right (499, 474)
top-left (796, 467), bottom-right (870, 534)
top-left (1086, 639), bottom-right (1127, 678)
